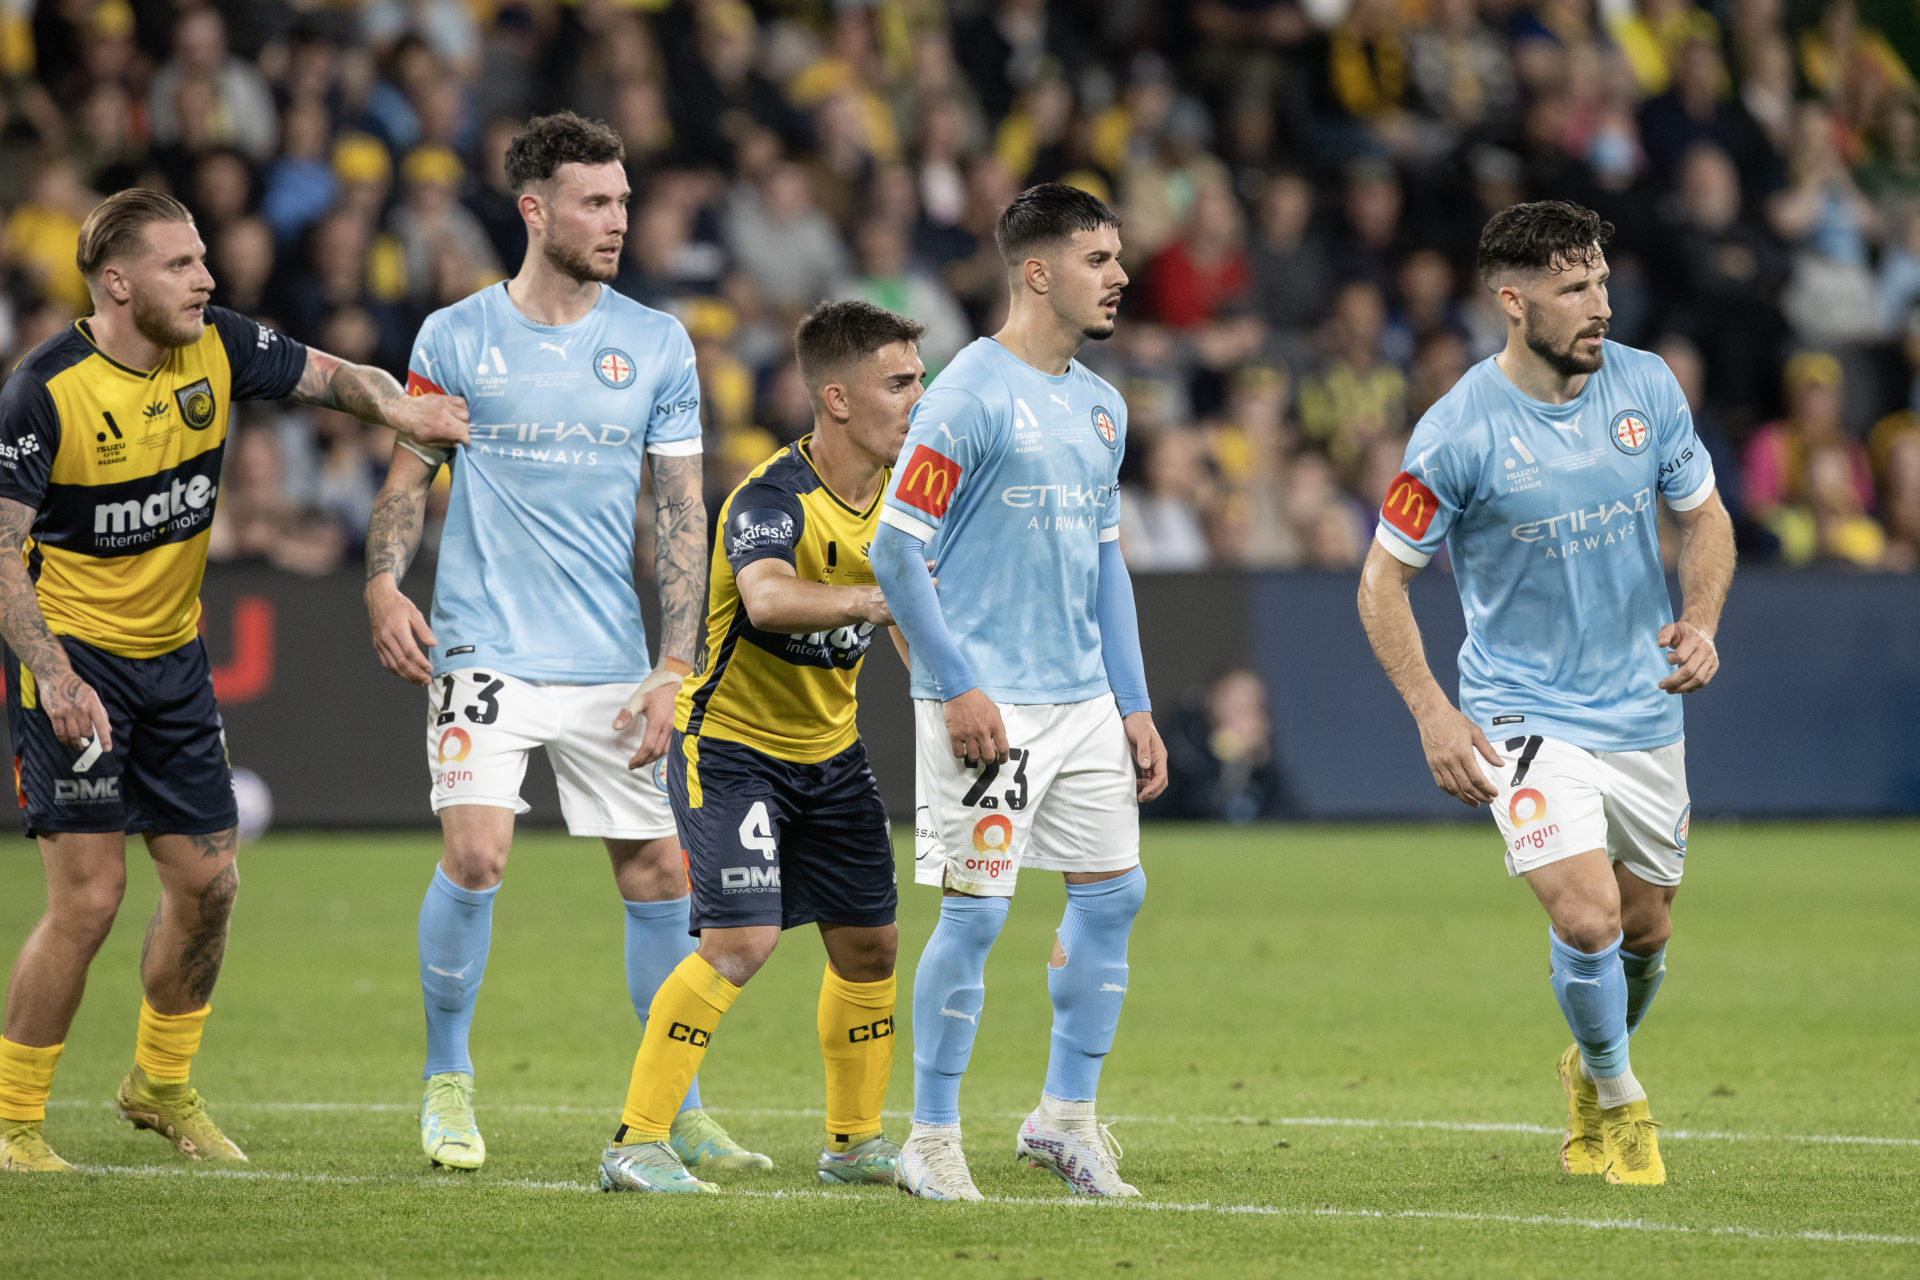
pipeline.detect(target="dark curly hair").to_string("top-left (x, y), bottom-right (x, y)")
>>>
top-left (503, 111), bottom-right (625, 192)
top-left (795, 300), bottom-right (926, 392)
top-left (994, 182), bottom-right (1121, 266)
top-left (1476, 200), bottom-right (1613, 287)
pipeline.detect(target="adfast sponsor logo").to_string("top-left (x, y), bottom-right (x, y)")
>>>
top-left (1507, 787), bottom-right (1560, 853)
top-left (0, 434), bottom-right (41, 467)
top-left (727, 507), bottom-right (795, 557)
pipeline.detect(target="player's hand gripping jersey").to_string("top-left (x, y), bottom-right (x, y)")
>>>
top-left (405, 283), bottom-right (701, 683)
top-left (0, 309), bottom-right (305, 656)
top-left (1374, 342), bottom-right (1715, 751)
top-left (877, 337), bottom-right (1126, 704)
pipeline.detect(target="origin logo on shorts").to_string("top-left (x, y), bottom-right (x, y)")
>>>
top-left (435, 726), bottom-right (474, 792)
top-left (1507, 787), bottom-right (1560, 853)
top-left (964, 814), bottom-right (1014, 880)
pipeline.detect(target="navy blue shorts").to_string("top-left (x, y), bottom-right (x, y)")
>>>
top-left (6, 636), bottom-right (236, 837)
top-left (668, 731), bottom-right (895, 933)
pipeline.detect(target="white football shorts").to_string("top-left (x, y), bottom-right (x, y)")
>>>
top-left (425, 668), bottom-right (675, 840)
top-left (1486, 732), bottom-right (1690, 886)
top-left (913, 695), bottom-right (1141, 897)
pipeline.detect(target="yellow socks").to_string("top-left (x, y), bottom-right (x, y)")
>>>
top-left (620, 954), bottom-right (739, 1141)
top-left (134, 1000), bottom-right (210, 1084)
top-left (817, 965), bottom-right (895, 1148)
top-left (0, 1037), bottom-right (64, 1122)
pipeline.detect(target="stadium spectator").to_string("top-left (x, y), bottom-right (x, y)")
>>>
top-left (1297, 281), bottom-right (1407, 474)
top-left (1147, 667), bottom-right (1293, 822)
top-left (1248, 169), bottom-right (1333, 340)
top-left (1122, 430), bottom-right (1217, 571)
top-left (1745, 353), bottom-right (1876, 538)
top-left (1145, 175), bottom-right (1250, 330)
top-left (146, 8), bottom-right (277, 163)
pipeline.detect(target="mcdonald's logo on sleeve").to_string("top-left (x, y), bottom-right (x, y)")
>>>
top-left (895, 443), bottom-right (963, 518)
top-left (1381, 470), bottom-right (1439, 541)
top-left (406, 370), bottom-right (445, 397)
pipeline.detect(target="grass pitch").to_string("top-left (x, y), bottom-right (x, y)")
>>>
top-left (1, 822), bottom-right (1916, 1278)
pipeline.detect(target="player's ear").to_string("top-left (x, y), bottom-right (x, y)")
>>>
top-left (822, 380), bottom-right (853, 424)
top-left (517, 190), bottom-right (545, 235)
top-left (1024, 254), bottom-right (1050, 296)
top-left (1497, 280), bottom-right (1526, 323)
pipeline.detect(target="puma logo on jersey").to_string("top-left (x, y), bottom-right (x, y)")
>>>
top-left (1049, 393), bottom-right (1072, 413)
top-left (538, 340), bottom-right (572, 359)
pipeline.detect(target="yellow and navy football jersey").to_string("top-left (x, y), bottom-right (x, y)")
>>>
top-left (675, 437), bottom-right (889, 764)
top-left (0, 308), bottom-right (306, 658)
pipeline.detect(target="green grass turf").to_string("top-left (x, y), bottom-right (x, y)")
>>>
top-left (1, 822), bottom-right (1916, 1278)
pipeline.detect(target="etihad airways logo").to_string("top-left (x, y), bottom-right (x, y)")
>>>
top-left (999, 483), bottom-right (1112, 509)
top-left (1510, 489), bottom-right (1653, 543)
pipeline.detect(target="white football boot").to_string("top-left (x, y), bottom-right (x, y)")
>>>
top-left (1015, 1096), bottom-right (1138, 1196)
top-left (897, 1122), bottom-right (985, 1201)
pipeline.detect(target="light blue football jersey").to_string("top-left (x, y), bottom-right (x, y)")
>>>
top-left (878, 336), bottom-right (1125, 704)
top-left (404, 282), bottom-right (702, 682)
top-left (1375, 341), bottom-right (1716, 752)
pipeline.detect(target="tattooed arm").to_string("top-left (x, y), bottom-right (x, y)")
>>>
top-left (614, 452), bottom-right (706, 767)
top-left (0, 498), bottom-right (111, 750)
top-left (289, 347), bottom-right (471, 446)
top-left (364, 445), bottom-right (442, 686)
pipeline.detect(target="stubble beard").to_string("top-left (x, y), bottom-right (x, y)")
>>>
top-left (1524, 307), bottom-right (1603, 379)
top-left (544, 235), bottom-right (619, 284)
top-left (132, 291), bottom-right (205, 349)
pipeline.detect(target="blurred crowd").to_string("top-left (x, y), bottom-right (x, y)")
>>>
top-left (3, 0), bottom-right (1920, 574)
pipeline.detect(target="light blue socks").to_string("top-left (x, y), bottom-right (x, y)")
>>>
top-left (1043, 867), bottom-right (1146, 1102)
top-left (911, 895), bottom-right (1011, 1125)
top-left (419, 865), bottom-right (497, 1079)
top-left (1549, 928), bottom-right (1645, 1106)
top-left (623, 895), bottom-right (702, 1113)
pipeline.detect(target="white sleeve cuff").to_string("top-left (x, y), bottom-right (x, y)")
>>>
top-left (398, 438), bottom-right (450, 468)
top-left (1373, 522), bottom-right (1433, 568)
top-left (645, 435), bottom-right (703, 457)
top-left (878, 504), bottom-right (937, 542)
top-left (1099, 523), bottom-right (1120, 543)
top-left (1665, 471), bottom-right (1717, 513)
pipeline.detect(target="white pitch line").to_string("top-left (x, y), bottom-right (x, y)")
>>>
top-left (46, 1100), bottom-right (1920, 1148)
top-left (64, 1163), bottom-right (1920, 1248)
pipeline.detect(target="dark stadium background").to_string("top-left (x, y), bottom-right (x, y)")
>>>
top-left (0, 0), bottom-right (1915, 823)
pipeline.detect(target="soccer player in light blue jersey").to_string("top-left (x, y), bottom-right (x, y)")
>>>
top-left (362, 112), bottom-right (765, 1174)
top-left (872, 184), bottom-right (1168, 1200)
top-left (1358, 202), bottom-right (1736, 1186)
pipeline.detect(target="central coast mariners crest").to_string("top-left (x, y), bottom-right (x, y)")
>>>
top-left (175, 377), bottom-right (217, 430)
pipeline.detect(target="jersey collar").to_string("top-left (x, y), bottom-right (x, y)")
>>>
top-left (797, 435), bottom-right (886, 518)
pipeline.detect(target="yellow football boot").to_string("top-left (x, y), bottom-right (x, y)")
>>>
top-left (1601, 1097), bottom-right (1666, 1185)
top-left (1557, 1044), bottom-right (1605, 1175)
top-left (116, 1066), bottom-right (247, 1161)
top-left (0, 1120), bottom-right (75, 1172)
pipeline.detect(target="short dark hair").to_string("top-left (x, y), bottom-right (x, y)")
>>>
top-left (994, 182), bottom-right (1121, 267)
top-left (76, 188), bottom-right (194, 279)
top-left (794, 300), bottom-right (926, 393)
top-left (1476, 200), bottom-right (1613, 287)
top-left (503, 110), bottom-right (625, 192)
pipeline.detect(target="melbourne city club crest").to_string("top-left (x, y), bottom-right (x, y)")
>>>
top-left (595, 348), bottom-right (635, 389)
top-left (1092, 405), bottom-right (1117, 449)
top-left (1610, 409), bottom-right (1650, 455)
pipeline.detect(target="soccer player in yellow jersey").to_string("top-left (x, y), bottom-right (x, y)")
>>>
top-left (599, 301), bottom-right (926, 1194)
top-left (0, 190), bottom-right (467, 1172)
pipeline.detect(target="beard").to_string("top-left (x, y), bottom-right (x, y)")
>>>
top-left (132, 290), bottom-right (205, 349)
top-left (1523, 306), bottom-right (1605, 378)
top-left (543, 234), bottom-right (620, 284)
top-left (1081, 319), bottom-right (1116, 341)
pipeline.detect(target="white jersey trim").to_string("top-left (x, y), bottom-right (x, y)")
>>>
top-left (879, 505), bottom-right (937, 542)
top-left (1098, 523), bottom-right (1121, 544)
top-left (398, 438), bottom-right (451, 468)
top-left (645, 436), bottom-right (703, 457)
top-left (1666, 471), bottom-right (1717, 513)
top-left (1373, 523), bottom-right (1432, 568)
